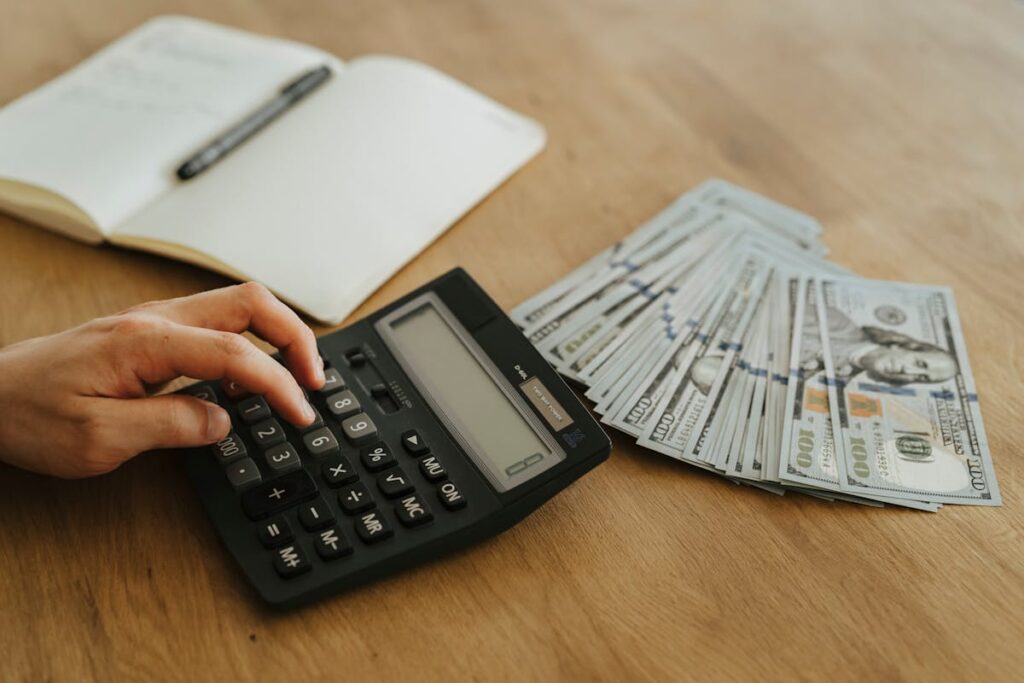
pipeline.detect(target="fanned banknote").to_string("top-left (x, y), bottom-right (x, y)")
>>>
top-left (513, 179), bottom-right (1000, 510)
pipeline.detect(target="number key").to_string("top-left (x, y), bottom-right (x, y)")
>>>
top-left (318, 367), bottom-right (345, 394)
top-left (303, 427), bottom-right (340, 457)
top-left (341, 412), bottom-right (377, 445)
top-left (237, 395), bottom-right (271, 424)
top-left (264, 442), bottom-right (301, 474)
top-left (251, 418), bottom-right (286, 448)
top-left (211, 432), bottom-right (246, 465)
top-left (325, 390), bottom-right (361, 419)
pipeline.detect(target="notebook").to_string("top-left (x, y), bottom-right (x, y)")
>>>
top-left (0, 16), bottom-right (546, 323)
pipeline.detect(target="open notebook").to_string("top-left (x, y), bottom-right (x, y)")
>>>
top-left (0, 16), bottom-right (546, 323)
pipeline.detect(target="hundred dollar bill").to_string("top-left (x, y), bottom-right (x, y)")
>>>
top-left (637, 253), bottom-right (767, 459)
top-left (602, 254), bottom-right (751, 435)
top-left (777, 277), bottom-right (846, 491)
top-left (510, 178), bottom-right (825, 328)
top-left (816, 277), bottom-right (1001, 506)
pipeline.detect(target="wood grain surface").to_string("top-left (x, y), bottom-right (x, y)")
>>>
top-left (1, 1), bottom-right (1022, 680)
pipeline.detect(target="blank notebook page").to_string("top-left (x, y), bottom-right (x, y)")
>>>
top-left (116, 55), bottom-right (546, 323)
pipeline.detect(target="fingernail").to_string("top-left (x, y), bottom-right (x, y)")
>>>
top-left (315, 359), bottom-right (325, 383)
top-left (302, 400), bottom-right (315, 423)
top-left (206, 405), bottom-right (231, 442)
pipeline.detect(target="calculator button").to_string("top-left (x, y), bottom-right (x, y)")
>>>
top-left (341, 413), bottom-right (377, 445)
top-left (225, 457), bottom-right (262, 490)
top-left (211, 432), bottom-right (247, 465)
top-left (321, 455), bottom-right (359, 487)
top-left (303, 427), bottom-right (340, 457)
top-left (314, 526), bottom-right (352, 561)
top-left (395, 494), bottom-right (434, 528)
top-left (257, 516), bottom-right (294, 548)
top-left (438, 481), bottom-right (467, 510)
top-left (345, 350), bottom-right (367, 367)
top-left (186, 384), bottom-right (218, 404)
top-left (318, 367), bottom-right (345, 393)
top-left (355, 510), bottom-right (393, 544)
top-left (377, 467), bottom-right (414, 498)
top-left (302, 406), bottom-right (324, 432)
top-left (273, 543), bottom-right (312, 578)
top-left (298, 497), bottom-right (335, 531)
top-left (370, 384), bottom-right (389, 399)
top-left (338, 482), bottom-right (375, 514)
top-left (360, 442), bottom-right (395, 471)
top-left (241, 470), bottom-right (318, 520)
top-left (264, 442), bottom-right (302, 474)
top-left (251, 418), bottom-right (286, 448)
top-left (418, 455), bottom-right (447, 482)
top-left (236, 395), bottom-right (271, 424)
top-left (325, 390), bottom-right (361, 419)
top-left (401, 430), bottom-right (430, 455)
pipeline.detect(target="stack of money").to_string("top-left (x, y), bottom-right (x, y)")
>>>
top-left (513, 179), bottom-right (1001, 510)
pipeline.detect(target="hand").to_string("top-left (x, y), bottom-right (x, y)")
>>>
top-left (0, 282), bottom-right (324, 478)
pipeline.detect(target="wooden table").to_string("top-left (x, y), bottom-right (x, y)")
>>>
top-left (2, 1), bottom-right (1023, 680)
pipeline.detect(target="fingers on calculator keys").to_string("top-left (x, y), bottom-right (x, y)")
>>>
top-left (303, 427), bottom-right (340, 457)
top-left (258, 516), bottom-right (294, 548)
top-left (186, 384), bottom-right (219, 404)
top-left (241, 470), bottom-right (317, 520)
top-left (355, 510), bottom-right (393, 544)
top-left (273, 543), bottom-right (312, 578)
top-left (318, 367), bottom-right (345, 394)
top-left (302, 406), bottom-right (324, 432)
top-left (237, 395), bottom-right (271, 424)
top-left (325, 390), bottom-right (360, 419)
top-left (418, 455), bottom-right (446, 482)
top-left (377, 467), bottom-right (414, 498)
top-left (298, 497), bottom-right (335, 531)
top-left (340, 412), bottom-right (377, 445)
top-left (360, 442), bottom-right (394, 471)
top-left (212, 432), bottom-right (247, 464)
top-left (251, 418), bottom-right (286, 448)
top-left (438, 481), bottom-right (467, 510)
top-left (314, 526), bottom-right (352, 561)
top-left (225, 457), bottom-right (262, 491)
top-left (395, 494), bottom-right (433, 528)
top-left (338, 482), bottom-right (375, 514)
top-left (264, 442), bottom-right (302, 474)
top-left (400, 429), bottom-right (429, 455)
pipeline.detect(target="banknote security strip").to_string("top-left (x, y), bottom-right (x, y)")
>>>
top-left (512, 179), bottom-right (1001, 510)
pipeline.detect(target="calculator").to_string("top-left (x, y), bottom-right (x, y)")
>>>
top-left (182, 268), bottom-right (611, 608)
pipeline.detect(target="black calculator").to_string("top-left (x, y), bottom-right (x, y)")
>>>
top-left (182, 268), bottom-right (611, 608)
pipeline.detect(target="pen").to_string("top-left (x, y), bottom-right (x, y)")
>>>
top-left (175, 65), bottom-right (332, 181)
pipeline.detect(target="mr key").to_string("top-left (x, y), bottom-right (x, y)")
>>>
top-left (182, 268), bottom-right (610, 608)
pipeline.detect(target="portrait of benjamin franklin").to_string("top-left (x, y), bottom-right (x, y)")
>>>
top-left (799, 304), bottom-right (957, 386)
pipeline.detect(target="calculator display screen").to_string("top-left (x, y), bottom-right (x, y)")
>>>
top-left (383, 298), bottom-right (564, 491)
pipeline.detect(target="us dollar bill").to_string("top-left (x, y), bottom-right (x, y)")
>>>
top-left (816, 277), bottom-right (1001, 506)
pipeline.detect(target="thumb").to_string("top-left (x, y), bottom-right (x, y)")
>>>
top-left (109, 394), bottom-right (232, 453)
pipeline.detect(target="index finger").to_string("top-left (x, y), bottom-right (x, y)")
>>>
top-left (132, 282), bottom-right (324, 390)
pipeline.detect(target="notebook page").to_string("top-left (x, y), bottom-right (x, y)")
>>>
top-left (116, 55), bottom-right (546, 323)
top-left (0, 16), bottom-right (336, 232)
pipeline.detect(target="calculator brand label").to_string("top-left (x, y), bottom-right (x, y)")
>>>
top-left (519, 378), bottom-right (574, 432)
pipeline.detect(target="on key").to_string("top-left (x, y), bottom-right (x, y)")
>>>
top-left (241, 470), bottom-right (318, 520)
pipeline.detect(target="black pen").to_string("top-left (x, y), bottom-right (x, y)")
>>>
top-left (176, 65), bottom-right (332, 181)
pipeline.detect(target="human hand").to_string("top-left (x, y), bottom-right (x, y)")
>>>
top-left (0, 282), bottom-right (324, 478)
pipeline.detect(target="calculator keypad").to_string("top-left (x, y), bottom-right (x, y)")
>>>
top-left (193, 352), bottom-right (476, 586)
